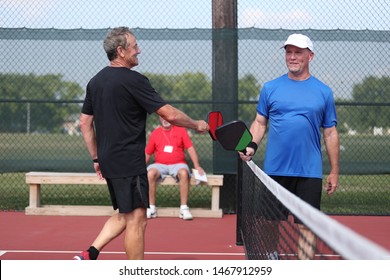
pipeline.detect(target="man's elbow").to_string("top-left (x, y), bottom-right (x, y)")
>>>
top-left (156, 105), bottom-right (178, 123)
top-left (79, 114), bottom-right (93, 133)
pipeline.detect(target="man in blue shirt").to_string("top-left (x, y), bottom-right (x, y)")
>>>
top-left (240, 34), bottom-right (339, 260)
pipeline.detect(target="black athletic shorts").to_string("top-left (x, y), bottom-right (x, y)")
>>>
top-left (259, 176), bottom-right (322, 224)
top-left (106, 174), bottom-right (149, 214)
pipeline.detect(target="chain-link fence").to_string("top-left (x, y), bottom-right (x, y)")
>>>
top-left (0, 1), bottom-right (389, 215)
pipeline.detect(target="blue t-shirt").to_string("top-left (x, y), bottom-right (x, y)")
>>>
top-left (257, 74), bottom-right (337, 178)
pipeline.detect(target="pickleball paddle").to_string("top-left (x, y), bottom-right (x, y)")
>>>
top-left (215, 120), bottom-right (252, 152)
top-left (207, 111), bottom-right (223, 141)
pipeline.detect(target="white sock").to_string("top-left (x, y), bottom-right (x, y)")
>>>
top-left (180, 205), bottom-right (188, 210)
top-left (149, 205), bottom-right (156, 210)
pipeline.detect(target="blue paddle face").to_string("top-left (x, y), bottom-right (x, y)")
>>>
top-left (215, 120), bottom-right (252, 151)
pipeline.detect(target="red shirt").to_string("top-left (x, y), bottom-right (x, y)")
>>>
top-left (145, 126), bottom-right (193, 164)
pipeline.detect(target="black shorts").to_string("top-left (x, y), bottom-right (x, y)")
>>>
top-left (106, 174), bottom-right (149, 214)
top-left (260, 176), bottom-right (322, 224)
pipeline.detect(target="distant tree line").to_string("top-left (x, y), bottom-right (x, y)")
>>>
top-left (0, 73), bottom-right (83, 133)
top-left (0, 73), bottom-right (388, 133)
top-left (337, 76), bottom-right (390, 133)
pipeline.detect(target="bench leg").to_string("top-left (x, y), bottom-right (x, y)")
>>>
top-left (29, 184), bottom-right (41, 208)
top-left (211, 185), bottom-right (220, 211)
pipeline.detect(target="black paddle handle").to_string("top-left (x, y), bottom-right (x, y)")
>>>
top-left (240, 142), bottom-right (258, 155)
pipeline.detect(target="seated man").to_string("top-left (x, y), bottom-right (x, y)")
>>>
top-left (145, 116), bottom-right (205, 220)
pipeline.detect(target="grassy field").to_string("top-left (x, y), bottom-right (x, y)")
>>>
top-left (0, 133), bottom-right (389, 214)
top-left (1, 172), bottom-right (389, 214)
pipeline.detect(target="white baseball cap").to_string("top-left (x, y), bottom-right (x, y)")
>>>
top-left (283, 34), bottom-right (314, 52)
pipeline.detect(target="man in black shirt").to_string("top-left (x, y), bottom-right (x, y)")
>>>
top-left (74, 27), bottom-right (209, 260)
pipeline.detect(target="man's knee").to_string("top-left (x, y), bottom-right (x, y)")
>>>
top-left (147, 168), bottom-right (160, 181)
top-left (177, 168), bottom-right (189, 180)
top-left (126, 208), bottom-right (147, 226)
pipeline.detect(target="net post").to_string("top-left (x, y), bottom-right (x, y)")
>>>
top-left (236, 155), bottom-right (243, 246)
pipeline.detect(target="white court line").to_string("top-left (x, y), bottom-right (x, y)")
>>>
top-left (0, 250), bottom-right (245, 256)
top-left (146, 252), bottom-right (245, 256)
top-left (0, 250), bottom-right (343, 259)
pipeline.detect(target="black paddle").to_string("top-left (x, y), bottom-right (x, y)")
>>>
top-left (215, 120), bottom-right (252, 153)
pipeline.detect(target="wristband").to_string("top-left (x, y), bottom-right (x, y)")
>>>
top-left (247, 141), bottom-right (258, 154)
top-left (92, 158), bottom-right (98, 163)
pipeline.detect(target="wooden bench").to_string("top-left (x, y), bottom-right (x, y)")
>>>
top-left (25, 172), bottom-right (224, 218)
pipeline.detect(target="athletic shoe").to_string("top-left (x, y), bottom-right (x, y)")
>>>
top-left (266, 251), bottom-right (280, 260)
top-left (179, 206), bottom-right (193, 220)
top-left (147, 207), bottom-right (157, 219)
top-left (73, 250), bottom-right (90, 260)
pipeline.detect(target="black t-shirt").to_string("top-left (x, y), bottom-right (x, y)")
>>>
top-left (82, 66), bottom-right (166, 178)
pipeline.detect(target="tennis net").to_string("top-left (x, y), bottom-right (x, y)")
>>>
top-left (236, 160), bottom-right (390, 260)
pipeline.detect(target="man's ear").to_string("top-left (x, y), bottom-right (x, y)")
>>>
top-left (309, 52), bottom-right (314, 62)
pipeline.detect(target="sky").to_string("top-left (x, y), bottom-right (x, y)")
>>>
top-left (1, 0), bottom-right (389, 100)
top-left (1, 0), bottom-right (389, 30)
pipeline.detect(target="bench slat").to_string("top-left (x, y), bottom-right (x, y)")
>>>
top-left (26, 172), bottom-right (223, 186)
top-left (26, 172), bottom-right (106, 185)
top-left (25, 206), bottom-right (223, 218)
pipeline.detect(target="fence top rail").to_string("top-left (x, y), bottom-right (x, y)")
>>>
top-left (25, 172), bottom-right (224, 186)
top-left (1, 28), bottom-right (389, 42)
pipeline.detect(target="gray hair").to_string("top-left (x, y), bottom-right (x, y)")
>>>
top-left (103, 27), bottom-right (134, 61)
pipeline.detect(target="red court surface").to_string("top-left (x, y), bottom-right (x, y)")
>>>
top-left (0, 212), bottom-right (389, 260)
top-left (0, 212), bottom-right (245, 260)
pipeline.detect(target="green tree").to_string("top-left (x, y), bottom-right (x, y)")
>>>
top-left (144, 72), bottom-right (176, 100)
top-left (333, 97), bottom-right (349, 134)
top-left (0, 73), bottom-right (84, 133)
top-left (146, 72), bottom-right (211, 122)
top-left (145, 72), bottom-right (262, 126)
top-left (348, 76), bottom-right (390, 132)
top-left (238, 74), bottom-right (261, 124)
top-left (170, 72), bottom-right (211, 120)
top-left (172, 72), bottom-right (211, 101)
